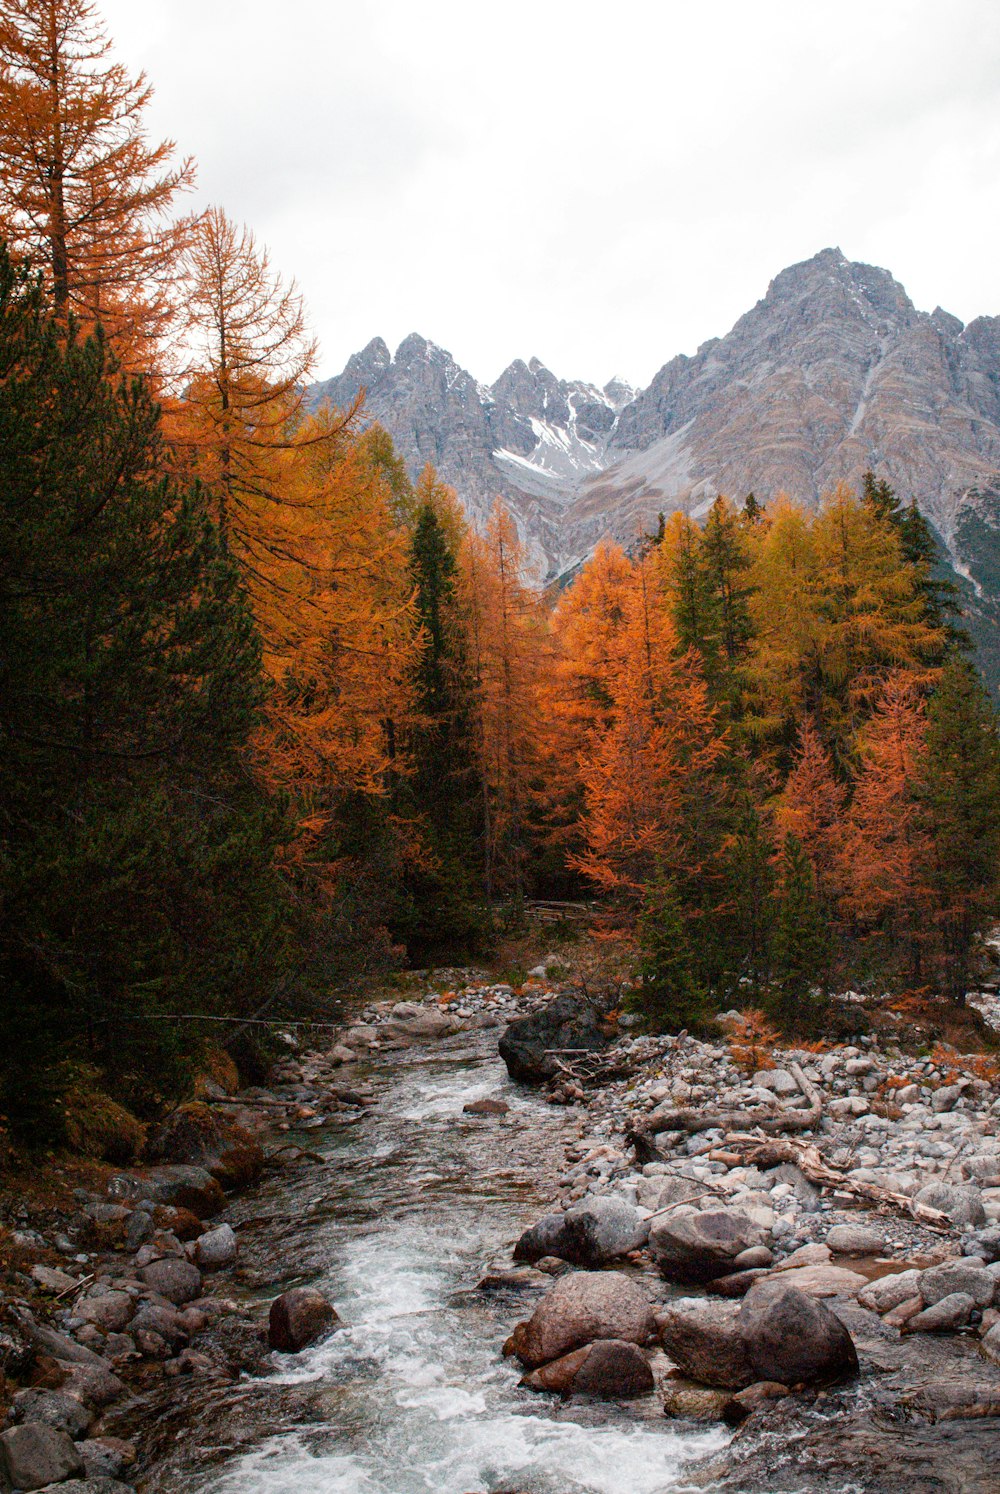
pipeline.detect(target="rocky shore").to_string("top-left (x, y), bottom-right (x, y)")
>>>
top-left (4, 967), bottom-right (1000, 1492)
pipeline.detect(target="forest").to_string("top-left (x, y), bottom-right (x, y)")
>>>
top-left (2, 0), bottom-right (1000, 1153)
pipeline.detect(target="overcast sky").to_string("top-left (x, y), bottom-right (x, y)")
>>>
top-left (100, 0), bottom-right (1000, 390)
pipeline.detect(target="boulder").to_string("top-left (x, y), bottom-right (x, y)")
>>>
top-left (513, 1214), bottom-right (570, 1263)
top-left (0, 1423), bottom-right (85, 1490)
top-left (520, 1339), bottom-right (654, 1398)
top-left (738, 1280), bottom-right (859, 1386)
top-left (913, 1182), bottom-right (986, 1229)
top-left (30, 1265), bottom-right (78, 1294)
top-left (56, 1364), bottom-right (124, 1409)
top-left (752, 1069), bottom-right (800, 1097)
top-left (649, 1209), bottom-right (764, 1283)
top-left (656, 1299), bottom-right (754, 1389)
top-left (767, 1263), bottom-right (867, 1298)
top-left (11, 1389), bottom-right (92, 1439)
top-left (145, 1103), bottom-right (264, 1192)
top-left (825, 1224), bottom-right (885, 1255)
top-left (78, 1439), bottom-right (136, 1480)
top-left (919, 1261), bottom-right (995, 1308)
top-left (108, 1166), bottom-right (224, 1219)
top-left (268, 1287), bottom-right (340, 1352)
top-left (75, 1293), bottom-right (134, 1333)
top-left (559, 1197), bottom-right (649, 1266)
top-left (969, 1224), bottom-right (1000, 1264)
top-left (662, 1380), bottom-right (736, 1421)
top-left (195, 1224), bottom-right (238, 1270)
top-left (23, 1323), bottom-right (109, 1369)
top-left (35, 1482), bottom-right (136, 1494)
top-left (498, 996), bottom-right (611, 1084)
top-left (506, 1271), bottom-right (656, 1369)
top-left (902, 1292), bottom-right (977, 1333)
top-left (463, 1099), bottom-right (509, 1116)
top-left (382, 1005), bottom-right (460, 1042)
top-left (129, 1305), bottom-right (190, 1349)
top-left (857, 1268), bottom-right (923, 1313)
top-left (138, 1258), bottom-right (202, 1305)
top-left (981, 1321), bottom-right (1000, 1363)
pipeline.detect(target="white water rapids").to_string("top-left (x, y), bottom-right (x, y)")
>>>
top-left (196, 1037), bottom-right (725, 1494)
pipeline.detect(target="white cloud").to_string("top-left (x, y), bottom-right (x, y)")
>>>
top-left (99, 0), bottom-right (1000, 387)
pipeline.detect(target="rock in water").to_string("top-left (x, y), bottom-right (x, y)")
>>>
top-left (737, 1280), bottom-right (859, 1385)
top-left (506, 1270), bottom-right (656, 1369)
top-left (656, 1299), bottom-right (755, 1389)
top-left (559, 1196), bottom-right (649, 1266)
top-left (649, 1209), bottom-right (765, 1283)
top-left (498, 996), bottom-right (610, 1084)
top-left (195, 1223), bottom-right (239, 1270)
top-left (138, 1259), bottom-right (202, 1305)
top-left (268, 1287), bottom-right (340, 1352)
top-left (520, 1338), bottom-right (654, 1398)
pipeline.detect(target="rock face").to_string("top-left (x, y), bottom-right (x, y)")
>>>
top-left (268, 1287), bottom-right (340, 1353)
top-left (649, 1209), bottom-right (765, 1283)
top-left (520, 1338), bottom-right (654, 1398)
top-left (506, 1271), bottom-right (656, 1369)
top-left (306, 251), bottom-right (1000, 686)
top-left (498, 997), bottom-right (611, 1085)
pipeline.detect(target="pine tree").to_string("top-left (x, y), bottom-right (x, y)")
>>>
top-left (771, 834), bottom-right (830, 1029)
top-left (0, 249), bottom-right (283, 1135)
top-left (915, 656), bottom-right (1000, 1002)
top-left (634, 875), bottom-right (709, 1033)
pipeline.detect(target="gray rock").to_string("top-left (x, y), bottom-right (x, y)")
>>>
top-left (738, 1280), bottom-right (859, 1386)
top-left (656, 1299), bottom-right (754, 1389)
top-left (499, 996), bottom-right (611, 1084)
top-left (0, 1423), bottom-right (85, 1490)
top-left (108, 1166), bottom-right (223, 1219)
top-left (513, 1214), bottom-right (570, 1263)
top-left (75, 1293), bottom-right (134, 1333)
top-left (981, 1321), bottom-right (1000, 1363)
top-left (520, 1338), bottom-right (654, 1398)
top-left (506, 1271), bottom-right (656, 1369)
top-left (129, 1305), bottom-right (189, 1349)
top-left (931, 1083), bottom-right (966, 1113)
top-left (22, 1323), bottom-right (109, 1369)
top-left (138, 1258), bottom-right (202, 1305)
top-left (30, 1265), bottom-right (78, 1294)
top-left (913, 1181), bottom-right (986, 1229)
top-left (903, 1291), bottom-right (977, 1333)
top-left (752, 1069), bottom-right (800, 1097)
top-left (825, 1224), bottom-right (885, 1255)
top-left (649, 1209), bottom-right (764, 1283)
top-left (857, 1268), bottom-right (923, 1313)
top-left (969, 1223), bottom-right (1000, 1263)
top-left (268, 1288), bottom-right (340, 1352)
top-left (78, 1439), bottom-right (135, 1480)
top-left (35, 1482), bottom-right (136, 1494)
top-left (919, 1262), bottom-right (995, 1308)
top-left (194, 1224), bottom-right (238, 1270)
top-left (10, 1390), bottom-right (92, 1439)
top-left (559, 1196), bottom-right (649, 1266)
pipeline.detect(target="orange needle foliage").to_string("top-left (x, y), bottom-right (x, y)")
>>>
top-left (569, 546), bottom-right (726, 898)
top-left (774, 719), bottom-right (845, 899)
top-left (0, 0), bottom-right (195, 370)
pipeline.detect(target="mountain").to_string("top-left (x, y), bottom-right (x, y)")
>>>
top-left (307, 249), bottom-right (1000, 676)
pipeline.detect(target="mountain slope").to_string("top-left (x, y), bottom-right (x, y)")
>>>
top-left (307, 250), bottom-right (1000, 625)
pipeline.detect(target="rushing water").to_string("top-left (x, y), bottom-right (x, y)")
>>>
top-left (183, 1032), bottom-right (725, 1494)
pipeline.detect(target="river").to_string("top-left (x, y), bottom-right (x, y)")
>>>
top-left (143, 1028), bottom-right (726, 1494)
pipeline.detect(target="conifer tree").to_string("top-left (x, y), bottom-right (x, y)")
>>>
top-left (634, 875), bottom-right (708, 1033)
top-left (0, 0), bottom-right (195, 367)
top-left (915, 656), bottom-right (1000, 1001)
top-left (0, 249), bottom-right (281, 1133)
top-left (771, 834), bottom-right (830, 1028)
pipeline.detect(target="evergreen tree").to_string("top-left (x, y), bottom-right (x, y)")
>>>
top-left (915, 656), bottom-right (1000, 1002)
top-left (633, 875), bottom-right (709, 1033)
top-left (770, 834), bottom-right (830, 1029)
top-left (0, 250), bottom-right (284, 1136)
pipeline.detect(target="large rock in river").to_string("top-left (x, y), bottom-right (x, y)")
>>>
top-left (738, 1279), bottom-right (859, 1386)
top-left (656, 1299), bottom-right (755, 1389)
top-left (520, 1338), bottom-right (654, 1398)
top-left (514, 1198), bottom-right (648, 1267)
top-left (268, 1287), bottom-right (340, 1352)
top-left (146, 1103), bottom-right (264, 1191)
top-left (498, 996), bottom-right (611, 1084)
top-left (506, 1270), bottom-right (656, 1369)
top-left (649, 1208), bottom-right (765, 1283)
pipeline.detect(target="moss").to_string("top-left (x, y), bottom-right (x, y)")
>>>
top-left (62, 1072), bottom-right (146, 1164)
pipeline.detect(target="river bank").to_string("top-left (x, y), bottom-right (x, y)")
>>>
top-left (3, 967), bottom-right (1000, 1492)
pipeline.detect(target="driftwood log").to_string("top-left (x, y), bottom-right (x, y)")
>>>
top-left (628, 1061), bottom-right (822, 1163)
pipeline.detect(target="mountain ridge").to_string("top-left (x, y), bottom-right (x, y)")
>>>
top-left (306, 250), bottom-right (1000, 626)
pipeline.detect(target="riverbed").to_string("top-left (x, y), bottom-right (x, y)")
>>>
top-left (143, 1030), bottom-right (725, 1494)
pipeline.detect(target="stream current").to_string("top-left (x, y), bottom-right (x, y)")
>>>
top-left (173, 1031), bottom-right (726, 1493)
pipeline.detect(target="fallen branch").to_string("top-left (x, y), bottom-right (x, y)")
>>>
top-left (629, 1062), bottom-right (822, 1152)
top-left (726, 1135), bottom-right (952, 1233)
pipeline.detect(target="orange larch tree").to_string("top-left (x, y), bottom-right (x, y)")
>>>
top-left (774, 718), bottom-right (845, 902)
top-left (0, 0), bottom-right (196, 369)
